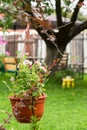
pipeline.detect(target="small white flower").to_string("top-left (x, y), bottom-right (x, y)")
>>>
top-left (10, 77), bottom-right (15, 82)
top-left (35, 60), bottom-right (41, 66)
top-left (28, 60), bottom-right (33, 65)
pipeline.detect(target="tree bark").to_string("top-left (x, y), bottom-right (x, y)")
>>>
top-left (45, 45), bottom-right (59, 66)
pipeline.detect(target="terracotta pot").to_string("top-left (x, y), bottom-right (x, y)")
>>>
top-left (9, 94), bottom-right (47, 123)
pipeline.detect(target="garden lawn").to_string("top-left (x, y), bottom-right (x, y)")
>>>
top-left (0, 72), bottom-right (87, 130)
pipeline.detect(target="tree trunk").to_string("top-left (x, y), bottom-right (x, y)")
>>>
top-left (45, 46), bottom-right (59, 65)
top-left (45, 41), bottom-right (67, 74)
top-left (46, 41), bottom-right (66, 61)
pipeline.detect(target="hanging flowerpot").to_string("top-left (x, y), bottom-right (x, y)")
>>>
top-left (9, 94), bottom-right (47, 123)
top-left (5, 55), bottom-right (49, 124)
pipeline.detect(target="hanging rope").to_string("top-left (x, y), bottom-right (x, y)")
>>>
top-left (24, 23), bottom-right (32, 57)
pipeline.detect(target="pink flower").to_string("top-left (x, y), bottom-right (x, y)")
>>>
top-left (5, 51), bottom-right (10, 56)
top-left (23, 60), bottom-right (32, 65)
top-left (0, 36), bottom-right (8, 44)
top-left (39, 66), bottom-right (47, 72)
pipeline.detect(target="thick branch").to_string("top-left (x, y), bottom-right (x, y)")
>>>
top-left (71, 0), bottom-right (84, 24)
top-left (69, 21), bottom-right (87, 40)
top-left (55, 0), bottom-right (63, 27)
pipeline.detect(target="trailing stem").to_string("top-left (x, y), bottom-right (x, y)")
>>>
top-left (30, 97), bottom-right (40, 130)
top-left (0, 111), bottom-right (12, 130)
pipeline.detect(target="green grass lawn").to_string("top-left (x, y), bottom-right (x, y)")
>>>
top-left (0, 72), bottom-right (87, 130)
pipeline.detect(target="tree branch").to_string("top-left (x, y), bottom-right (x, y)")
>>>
top-left (55, 0), bottom-right (63, 27)
top-left (71, 0), bottom-right (84, 24)
top-left (69, 20), bottom-right (87, 40)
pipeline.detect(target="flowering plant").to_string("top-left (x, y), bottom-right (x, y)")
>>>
top-left (10, 55), bottom-right (49, 98)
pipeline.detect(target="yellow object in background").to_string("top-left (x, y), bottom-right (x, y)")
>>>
top-left (62, 78), bottom-right (75, 88)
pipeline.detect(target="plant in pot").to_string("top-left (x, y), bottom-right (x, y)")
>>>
top-left (4, 55), bottom-right (49, 124)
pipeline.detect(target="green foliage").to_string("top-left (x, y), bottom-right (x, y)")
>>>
top-left (0, 54), bottom-right (8, 72)
top-left (42, 0), bottom-right (54, 15)
top-left (64, 0), bottom-right (71, 6)
top-left (30, 116), bottom-right (40, 130)
top-left (62, 69), bottom-right (75, 78)
top-left (78, 13), bottom-right (87, 21)
top-left (4, 55), bottom-right (49, 97)
top-left (0, 16), bottom-right (13, 30)
top-left (0, 57), bottom-right (3, 68)
top-left (1, 0), bottom-right (12, 2)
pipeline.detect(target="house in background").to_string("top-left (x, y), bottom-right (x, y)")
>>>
top-left (0, 29), bottom-right (46, 62)
top-left (66, 30), bottom-right (87, 73)
top-left (0, 28), bottom-right (87, 71)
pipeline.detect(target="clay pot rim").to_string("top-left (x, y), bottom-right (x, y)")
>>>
top-left (9, 93), bottom-right (47, 100)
